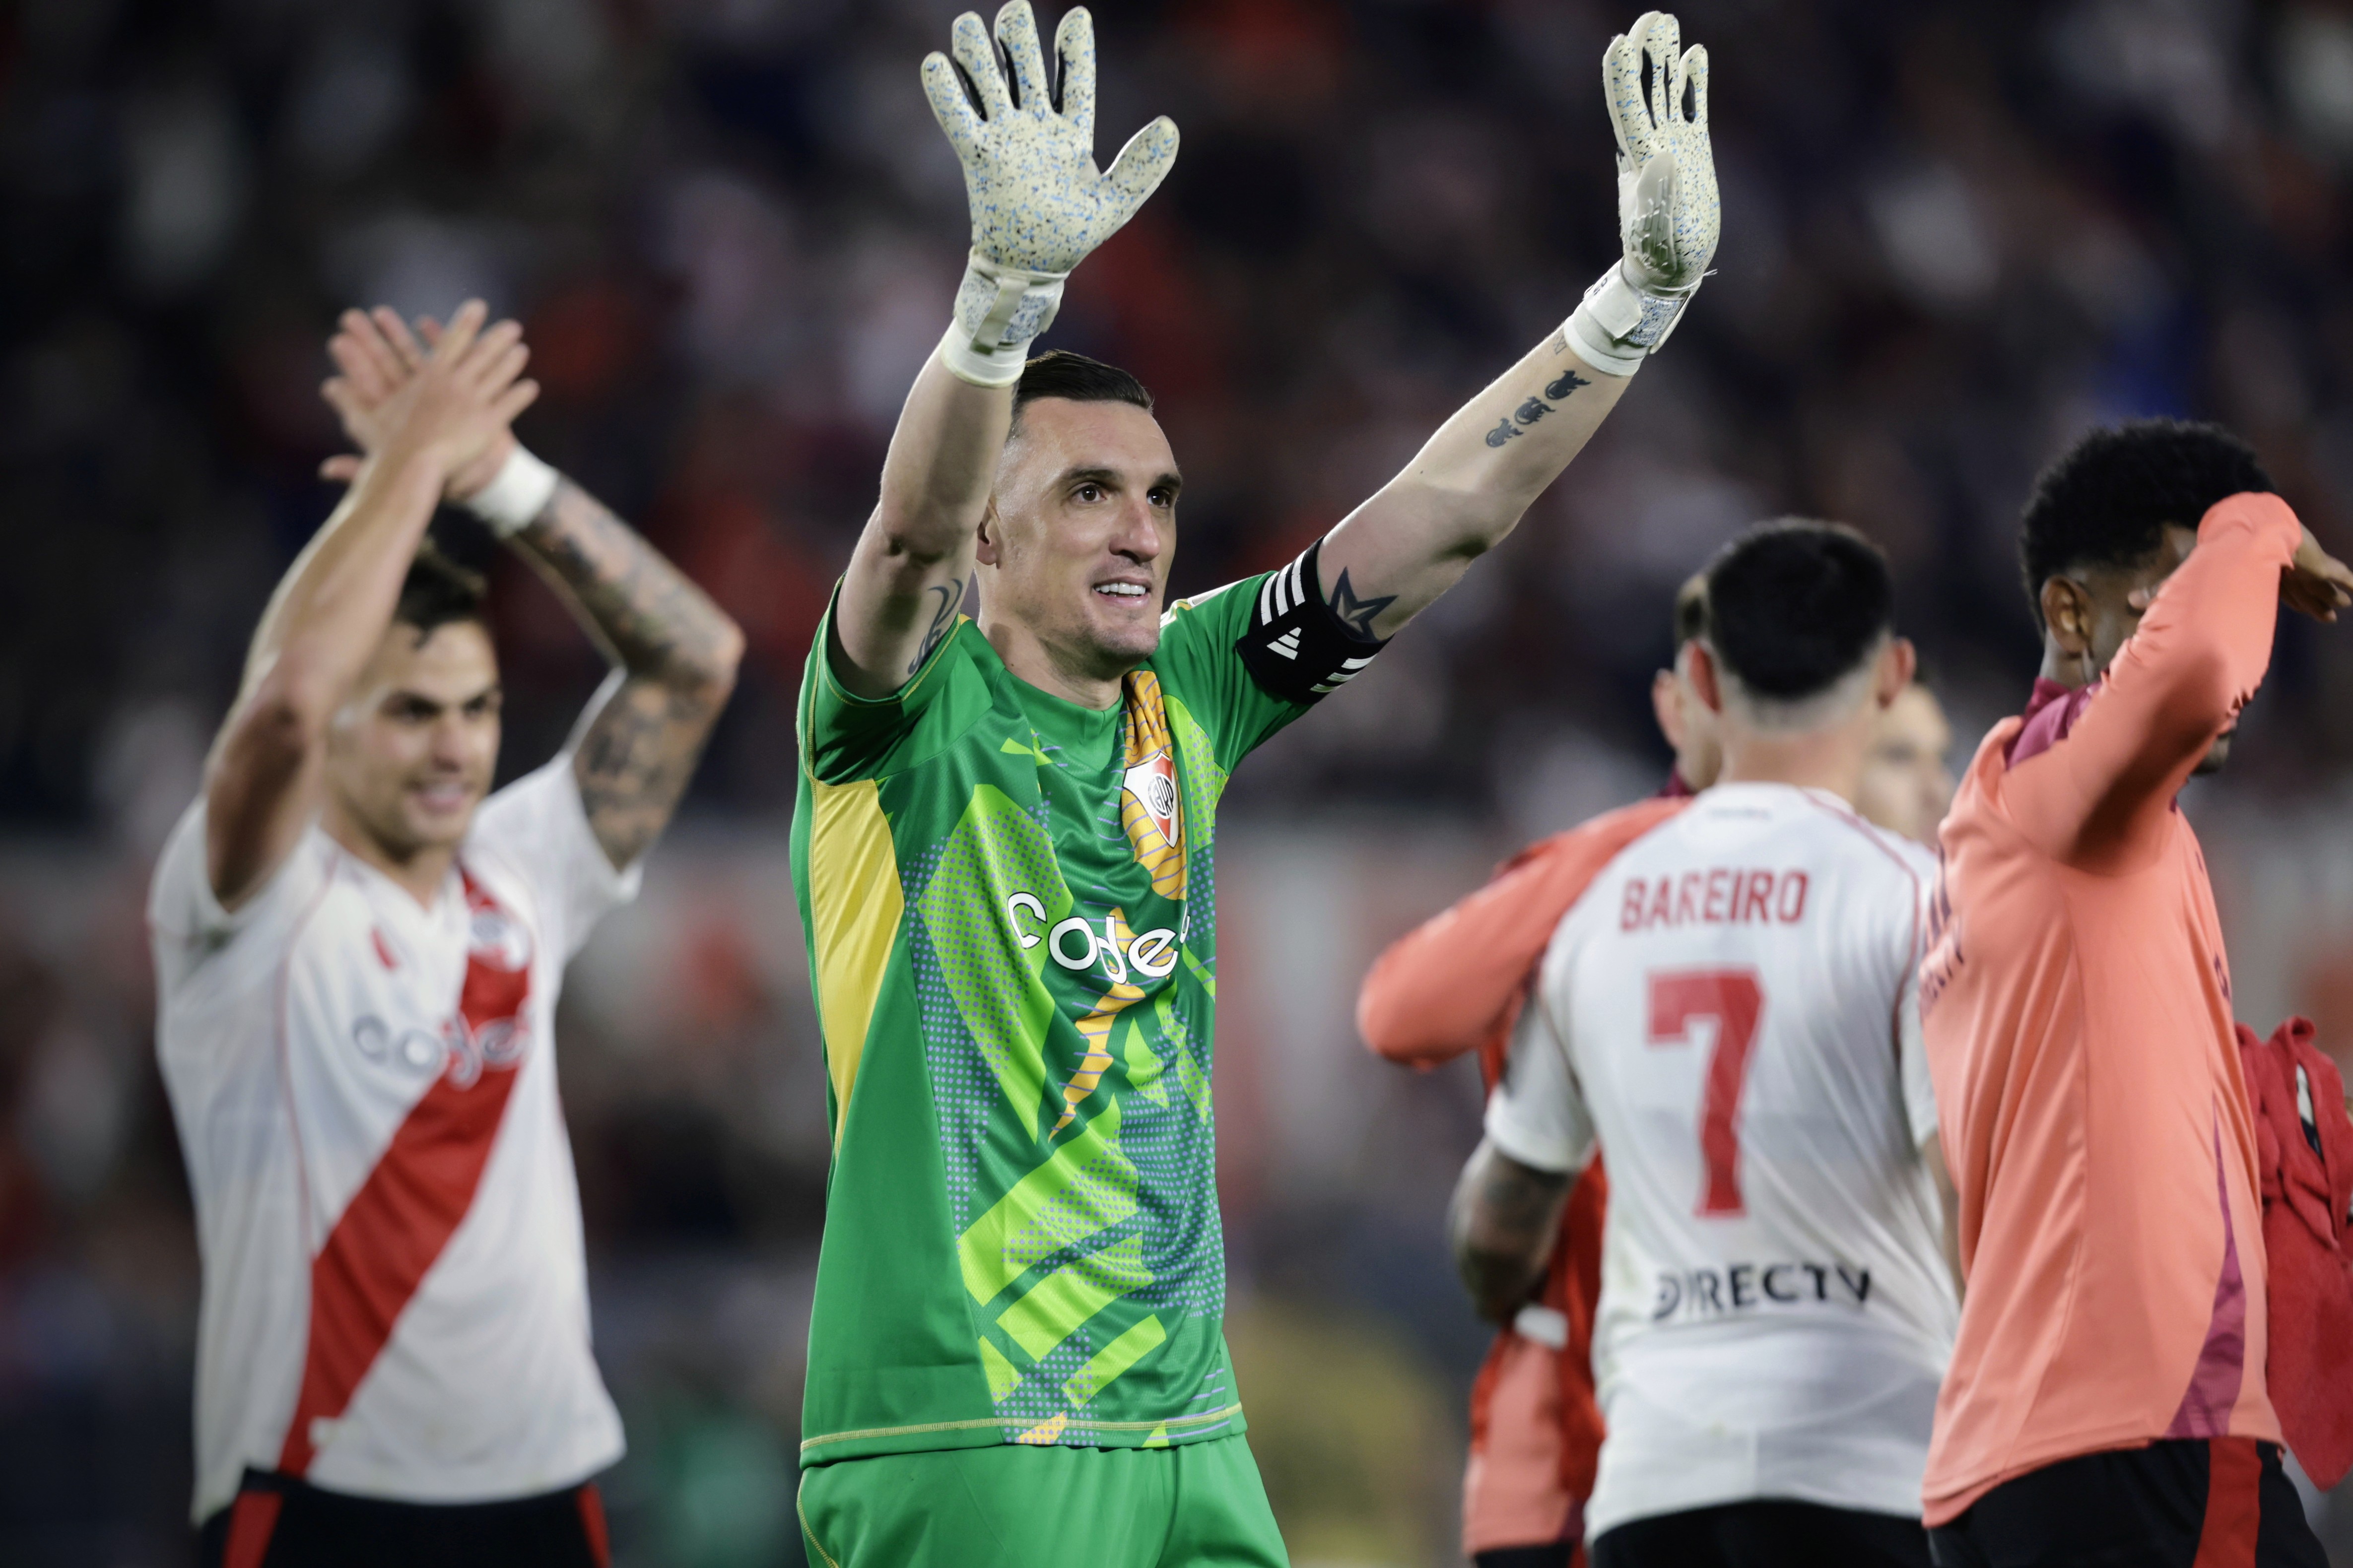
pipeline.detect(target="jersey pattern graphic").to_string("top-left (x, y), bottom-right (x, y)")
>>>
top-left (793, 576), bottom-right (1316, 1466)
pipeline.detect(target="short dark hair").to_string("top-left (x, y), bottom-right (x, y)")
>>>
top-left (1672, 572), bottom-right (1708, 647)
top-left (2018, 419), bottom-right (2272, 611)
top-left (1011, 350), bottom-right (1154, 431)
top-left (394, 537), bottom-right (488, 641)
top-left (1703, 520), bottom-right (1894, 703)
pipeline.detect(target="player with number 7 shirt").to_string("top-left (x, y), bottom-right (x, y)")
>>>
top-left (1449, 523), bottom-right (1961, 1568)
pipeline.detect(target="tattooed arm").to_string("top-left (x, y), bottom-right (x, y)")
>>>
top-left (1315, 330), bottom-right (1633, 642)
top-left (508, 483), bottom-right (744, 870)
top-left (1448, 1136), bottom-right (1575, 1324)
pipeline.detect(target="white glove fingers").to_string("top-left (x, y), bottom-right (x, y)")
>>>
top-left (1101, 115), bottom-right (1180, 220)
top-left (1054, 6), bottom-right (1097, 138)
top-left (920, 53), bottom-right (986, 154)
top-left (1681, 43), bottom-right (1709, 133)
top-left (1638, 12), bottom-right (1681, 136)
top-left (993, 1), bottom-right (1050, 115)
top-left (1603, 29), bottom-right (1651, 166)
top-left (948, 11), bottom-right (1013, 122)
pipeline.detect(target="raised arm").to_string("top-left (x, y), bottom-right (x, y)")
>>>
top-left (2009, 493), bottom-right (2350, 866)
top-left (207, 303), bottom-right (533, 909)
top-left (832, 2), bottom-right (1177, 696)
top-left (323, 311), bottom-right (743, 871)
top-left (511, 487), bottom-right (743, 870)
top-left (1320, 12), bottom-right (1717, 638)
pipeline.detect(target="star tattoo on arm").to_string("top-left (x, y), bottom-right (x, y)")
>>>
top-left (1329, 567), bottom-right (1397, 641)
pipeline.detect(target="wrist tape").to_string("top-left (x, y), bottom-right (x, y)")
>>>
top-left (940, 252), bottom-right (1069, 388)
top-left (1233, 536), bottom-right (1389, 706)
top-left (462, 445), bottom-right (559, 537)
top-left (1563, 260), bottom-right (1700, 376)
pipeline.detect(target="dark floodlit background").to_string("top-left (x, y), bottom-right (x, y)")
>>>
top-left (10, 0), bottom-right (2353, 1562)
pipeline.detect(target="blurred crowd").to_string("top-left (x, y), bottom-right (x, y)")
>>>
top-left (12, 0), bottom-right (2353, 1562)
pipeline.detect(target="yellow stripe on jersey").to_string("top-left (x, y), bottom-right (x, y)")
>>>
top-left (805, 775), bottom-right (904, 1147)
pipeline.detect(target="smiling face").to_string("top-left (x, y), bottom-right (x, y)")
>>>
top-left (323, 618), bottom-right (503, 864)
top-left (976, 396), bottom-right (1181, 695)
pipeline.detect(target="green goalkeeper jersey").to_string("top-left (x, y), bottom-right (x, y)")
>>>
top-left (791, 572), bottom-right (1311, 1467)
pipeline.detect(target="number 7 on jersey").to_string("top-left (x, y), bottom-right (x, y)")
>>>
top-left (1648, 969), bottom-right (1765, 1217)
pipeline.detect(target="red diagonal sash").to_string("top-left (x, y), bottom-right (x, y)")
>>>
top-left (277, 867), bottom-right (533, 1475)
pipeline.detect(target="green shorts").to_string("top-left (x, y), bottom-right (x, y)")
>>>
top-left (796, 1435), bottom-right (1290, 1568)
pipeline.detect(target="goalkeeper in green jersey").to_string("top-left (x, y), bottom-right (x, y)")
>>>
top-left (790, 7), bottom-right (1718, 1564)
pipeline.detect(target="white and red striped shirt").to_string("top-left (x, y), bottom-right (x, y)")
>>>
top-left (149, 756), bottom-right (636, 1522)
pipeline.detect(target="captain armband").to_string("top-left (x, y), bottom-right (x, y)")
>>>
top-left (1233, 536), bottom-right (1389, 706)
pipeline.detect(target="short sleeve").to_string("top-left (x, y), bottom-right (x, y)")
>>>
top-left (1150, 575), bottom-right (1311, 767)
top-left (799, 585), bottom-right (987, 785)
top-left (1483, 968), bottom-right (1598, 1176)
top-left (147, 795), bottom-right (330, 991)
top-left (467, 755), bottom-right (642, 963)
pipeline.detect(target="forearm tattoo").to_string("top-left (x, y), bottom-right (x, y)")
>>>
top-left (1483, 368), bottom-right (1593, 448)
top-left (1450, 1144), bottom-right (1571, 1320)
top-left (516, 481), bottom-right (739, 867)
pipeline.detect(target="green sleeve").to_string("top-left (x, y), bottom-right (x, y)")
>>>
top-left (1149, 572), bottom-right (1311, 765)
top-left (798, 587), bottom-right (986, 785)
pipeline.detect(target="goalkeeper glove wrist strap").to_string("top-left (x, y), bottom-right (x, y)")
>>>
top-left (462, 445), bottom-right (560, 538)
top-left (940, 252), bottom-right (1069, 388)
top-left (1564, 260), bottom-right (1700, 377)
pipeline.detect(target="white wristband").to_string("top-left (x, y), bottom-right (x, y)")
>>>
top-left (1563, 260), bottom-right (1701, 377)
top-left (939, 252), bottom-right (1069, 388)
top-left (461, 445), bottom-right (560, 537)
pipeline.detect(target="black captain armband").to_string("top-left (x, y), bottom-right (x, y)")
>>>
top-left (1234, 537), bottom-right (1391, 705)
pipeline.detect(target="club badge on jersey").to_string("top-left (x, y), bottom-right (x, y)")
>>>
top-left (1234, 537), bottom-right (1387, 706)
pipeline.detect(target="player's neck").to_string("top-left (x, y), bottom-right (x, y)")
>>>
top-left (1716, 727), bottom-right (1869, 806)
top-left (978, 613), bottom-right (1130, 711)
top-left (2036, 640), bottom-right (2098, 691)
top-left (322, 802), bottom-right (460, 908)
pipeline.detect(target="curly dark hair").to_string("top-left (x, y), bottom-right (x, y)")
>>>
top-left (1703, 520), bottom-right (1894, 702)
top-left (2018, 419), bottom-right (2272, 614)
top-left (394, 536), bottom-right (488, 640)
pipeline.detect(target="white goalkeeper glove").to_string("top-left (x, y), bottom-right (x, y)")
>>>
top-left (921, 2), bottom-right (1179, 387)
top-left (1565, 11), bottom-right (1718, 376)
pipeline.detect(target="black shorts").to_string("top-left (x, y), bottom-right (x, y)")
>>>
top-left (196, 1468), bottom-right (610, 1568)
top-left (1926, 1438), bottom-right (2325, 1568)
top-left (1474, 1542), bottom-right (1580, 1568)
top-left (1591, 1498), bottom-right (1931, 1568)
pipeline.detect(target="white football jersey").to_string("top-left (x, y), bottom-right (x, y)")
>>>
top-left (1486, 783), bottom-right (1955, 1540)
top-left (149, 756), bottom-right (637, 1522)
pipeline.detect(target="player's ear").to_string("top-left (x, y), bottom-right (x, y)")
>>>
top-left (1651, 666), bottom-right (1687, 750)
top-left (2039, 575), bottom-right (2091, 656)
top-left (974, 499), bottom-right (1004, 568)
top-left (1878, 637), bottom-right (1917, 707)
top-left (1686, 641), bottom-right (1725, 716)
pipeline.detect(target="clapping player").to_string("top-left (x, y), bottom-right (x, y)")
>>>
top-left (151, 303), bottom-right (740, 1568)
